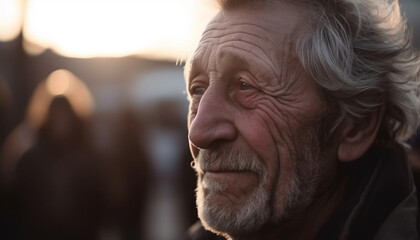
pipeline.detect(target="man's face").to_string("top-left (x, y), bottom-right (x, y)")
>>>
top-left (187, 1), bottom-right (329, 236)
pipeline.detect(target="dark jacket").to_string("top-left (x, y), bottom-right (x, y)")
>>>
top-left (185, 146), bottom-right (419, 240)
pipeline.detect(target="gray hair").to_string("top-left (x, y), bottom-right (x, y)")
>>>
top-left (218, 0), bottom-right (420, 147)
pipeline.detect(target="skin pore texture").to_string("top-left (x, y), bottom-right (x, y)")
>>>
top-left (187, 1), bottom-right (349, 239)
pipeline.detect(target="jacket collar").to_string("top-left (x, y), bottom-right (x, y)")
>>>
top-left (316, 145), bottom-right (414, 240)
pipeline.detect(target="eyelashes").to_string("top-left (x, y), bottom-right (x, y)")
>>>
top-left (189, 79), bottom-right (257, 96)
top-left (239, 80), bottom-right (257, 91)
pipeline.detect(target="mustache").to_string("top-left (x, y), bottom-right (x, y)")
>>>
top-left (193, 147), bottom-right (266, 176)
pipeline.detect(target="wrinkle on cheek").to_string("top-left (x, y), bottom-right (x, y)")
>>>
top-left (258, 111), bottom-right (299, 192)
top-left (252, 102), bottom-right (293, 149)
top-left (259, 80), bottom-right (324, 126)
top-left (236, 92), bottom-right (262, 109)
top-left (252, 98), bottom-right (313, 162)
top-left (246, 108), bottom-right (297, 192)
top-left (257, 95), bottom-right (313, 127)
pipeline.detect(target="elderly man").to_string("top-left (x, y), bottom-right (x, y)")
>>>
top-left (184, 0), bottom-right (420, 239)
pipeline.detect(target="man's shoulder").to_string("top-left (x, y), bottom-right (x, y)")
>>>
top-left (184, 221), bottom-right (226, 240)
top-left (372, 180), bottom-right (419, 239)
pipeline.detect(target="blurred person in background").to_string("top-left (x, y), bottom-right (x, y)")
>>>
top-left (0, 79), bottom-right (37, 228)
top-left (0, 75), bottom-right (15, 193)
top-left (0, 69), bottom-right (106, 240)
top-left (184, 0), bottom-right (420, 239)
top-left (0, 76), bottom-right (28, 239)
top-left (102, 107), bottom-right (151, 240)
top-left (0, 76), bottom-right (12, 149)
top-left (13, 95), bottom-right (105, 240)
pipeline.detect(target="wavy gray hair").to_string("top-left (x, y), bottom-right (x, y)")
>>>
top-left (218, 0), bottom-right (420, 147)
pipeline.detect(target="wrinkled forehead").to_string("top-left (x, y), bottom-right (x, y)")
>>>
top-left (185, 1), bottom-right (311, 77)
top-left (211, 1), bottom-right (310, 36)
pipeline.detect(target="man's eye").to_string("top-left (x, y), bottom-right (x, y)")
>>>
top-left (240, 81), bottom-right (255, 90)
top-left (191, 86), bottom-right (206, 96)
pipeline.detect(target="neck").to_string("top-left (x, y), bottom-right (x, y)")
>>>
top-left (230, 165), bottom-right (350, 240)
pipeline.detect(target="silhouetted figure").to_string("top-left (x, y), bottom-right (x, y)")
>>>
top-left (0, 76), bottom-right (12, 149)
top-left (109, 108), bottom-right (151, 240)
top-left (0, 76), bottom-right (28, 240)
top-left (14, 96), bottom-right (104, 240)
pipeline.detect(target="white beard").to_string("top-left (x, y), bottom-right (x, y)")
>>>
top-left (196, 156), bottom-right (271, 235)
top-left (193, 128), bottom-right (322, 237)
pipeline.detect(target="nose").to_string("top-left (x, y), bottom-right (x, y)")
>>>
top-left (188, 87), bottom-right (237, 152)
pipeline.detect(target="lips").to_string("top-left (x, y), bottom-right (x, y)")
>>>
top-left (201, 171), bottom-right (260, 202)
top-left (200, 163), bottom-right (258, 173)
top-left (205, 168), bottom-right (250, 172)
top-left (205, 169), bottom-right (256, 173)
top-left (201, 166), bottom-right (260, 176)
top-left (203, 170), bottom-right (255, 184)
top-left (203, 170), bottom-right (259, 185)
top-left (196, 162), bottom-right (263, 176)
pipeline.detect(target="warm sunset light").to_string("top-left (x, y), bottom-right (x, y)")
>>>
top-left (0, 0), bottom-right (23, 41)
top-left (22, 0), bottom-right (218, 60)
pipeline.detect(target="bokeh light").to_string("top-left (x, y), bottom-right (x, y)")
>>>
top-left (22, 0), bottom-right (218, 60)
top-left (27, 69), bottom-right (94, 129)
top-left (46, 70), bottom-right (72, 96)
top-left (0, 0), bottom-right (23, 41)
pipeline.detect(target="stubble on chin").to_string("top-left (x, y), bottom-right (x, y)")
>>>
top-left (194, 148), bottom-right (271, 236)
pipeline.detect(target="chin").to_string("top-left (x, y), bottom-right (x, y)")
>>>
top-left (196, 181), bottom-right (271, 236)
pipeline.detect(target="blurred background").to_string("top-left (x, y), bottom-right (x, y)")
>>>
top-left (0, 0), bottom-right (218, 239)
top-left (0, 0), bottom-right (418, 240)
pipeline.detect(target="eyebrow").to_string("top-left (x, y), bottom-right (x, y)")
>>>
top-left (219, 51), bottom-right (250, 71)
top-left (189, 49), bottom-right (251, 79)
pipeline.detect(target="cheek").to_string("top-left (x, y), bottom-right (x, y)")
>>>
top-left (235, 110), bottom-right (289, 179)
top-left (239, 119), bottom-right (277, 163)
top-left (240, 101), bottom-right (298, 155)
top-left (235, 100), bottom-right (311, 182)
